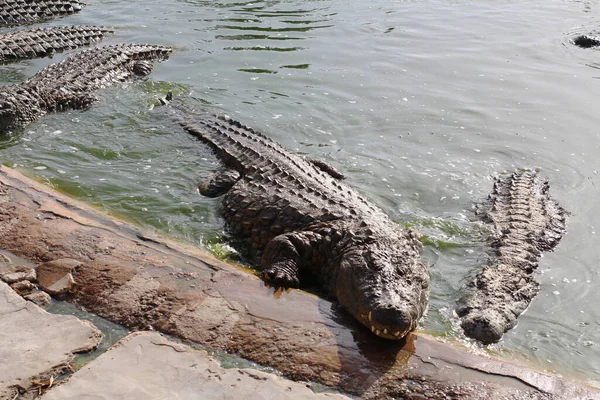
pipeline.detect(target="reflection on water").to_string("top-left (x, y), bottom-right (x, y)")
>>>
top-left (0, 0), bottom-right (599, 388)
top-left (202, 0), bottom-right (332, 72)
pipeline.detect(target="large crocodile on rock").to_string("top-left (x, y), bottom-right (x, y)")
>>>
top-left (0, 0), bottom-right (84, 27)
top-left (0, 25), bottom-right (113, 63)
top-left (0, 43), bottom-right (172, 131)
top-left (456, 170), bottom-right (566, 344)
top-left (170, 110), bottom-right (430, 340)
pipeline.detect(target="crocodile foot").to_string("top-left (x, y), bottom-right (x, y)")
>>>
top-left (262, 262), bottom-right (300, 288)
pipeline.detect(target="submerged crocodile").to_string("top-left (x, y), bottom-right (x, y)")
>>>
top-left (0, 43), bottom-right (172, 131)
top-left (456, 170), bottom-right (566, 344)
top-left (173, 111), bottom-right (429, 340)
top-left (0, 0), bottom-right (84, 27)
top-left (572, 34), bottom-right (600, 48)
top-left (0, 25), bottom-right (113, 63)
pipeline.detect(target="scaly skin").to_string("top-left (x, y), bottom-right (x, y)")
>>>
top-left (0, 25), bottom-right (113, 63)
top-left (0, 44), bottom-right (172, 131)
top-left (0, 0), bottom-right (84, 27)
top-left (456, 170), bottom-right (566, 344)
top-left (179, 114), bottom-right (430, 340)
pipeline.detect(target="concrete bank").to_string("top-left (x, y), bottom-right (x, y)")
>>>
top-left (41, 331), bottom-right (349, 400)
top-left (0, 281), bottom-right (102, 399)
top-left (0, 165), bottom-right (598, 400)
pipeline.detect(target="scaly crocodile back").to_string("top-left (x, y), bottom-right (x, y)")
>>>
top-left (0, 44), bottom-right (172, 129)
top-left (182, 114), bottom-right (389, 231)
top-left (457, 170), bottom-right (566, 343)
top-left (0, 25), bottom-right (113, 63)
top-left (0, 0), bottom-right (84, 27)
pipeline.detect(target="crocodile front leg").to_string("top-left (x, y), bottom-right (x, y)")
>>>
top-left (198, 170), bottom-right (241, 198)
top-left (261, 231), bottom-right (322, 288)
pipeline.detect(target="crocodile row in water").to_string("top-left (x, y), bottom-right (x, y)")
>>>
top-left (167, 109), bottom-right (430, 340)
top-left (0, 43), bottom-right (172, 131)
top-left (0, 0), bottom-right (566, 344)
top-left (456, 170), bottom-right (566, 344)
top-left (0, 25), bottom-right (113, 63)
top-left (0, 0), bottom-right (84, 27)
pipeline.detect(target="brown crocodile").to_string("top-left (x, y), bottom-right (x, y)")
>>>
top-left (0, 0), bottom-right (84, 27)
top-left (167, 110), bottom-right (430, 340)
top-left (0, 25), bottom-right (113, 63)
top-left (0, 43), bottom-right (172, 131)
top-left (456, 170), bottom-right (566, 344)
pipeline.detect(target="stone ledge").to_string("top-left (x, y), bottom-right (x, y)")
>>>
top-left (42, 332), bottom-right (350, 400)
top-left (0, 165), bottom-right (597, 400)
top-left (0, 281), bottom-right (102, 398)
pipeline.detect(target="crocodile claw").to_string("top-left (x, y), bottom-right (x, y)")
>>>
top-left (262, 268), bottom-right (300, 289)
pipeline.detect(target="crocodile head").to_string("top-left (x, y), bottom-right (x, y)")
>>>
top-left (335, 231), bottom-right (429, 340)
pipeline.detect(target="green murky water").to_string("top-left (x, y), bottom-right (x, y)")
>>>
top-left (0, 0), bottom-right (599, 386)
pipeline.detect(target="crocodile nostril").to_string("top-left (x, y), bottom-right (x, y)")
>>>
top-left (371, 305), bottom-right (413, 335)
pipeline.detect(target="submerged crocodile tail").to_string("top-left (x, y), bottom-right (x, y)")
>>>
top-left (0, 0), bottom-right (85, 27)
top-left (0, 25), bottom-right (114, 63)
top-left (457, 169), bottom-right (566, 344)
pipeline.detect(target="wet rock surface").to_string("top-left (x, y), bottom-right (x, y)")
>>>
top-left (0, 265), bottom-right (36, 284)
top-left (37, 258), bottom-right (81, 296)
top-left (0, 280), bottom-right (102, 399)
top-left (0, 166), bottom-right (596, 400)
top-left (42, 332), bottom-right (350, 400)
top-left (24, 291), bottom-right (52, 306)
top-left (11, 279), bottom-right (35, 293)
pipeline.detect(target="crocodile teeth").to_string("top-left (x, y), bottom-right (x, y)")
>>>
top-left (368, 311), bottom-right (372, 322)
top-left (375, 329), bottom-right (380, 336)
top-left (371, 326), bottom-right (375, 333)
top-left (383, 329), bottom-right (388, 335)
top-left (394, 331), bottom-right (401, 337)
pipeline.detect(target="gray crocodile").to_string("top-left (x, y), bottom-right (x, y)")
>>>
top-left (0, 0), bottom-right (84, 27)
top-left (456, 170), bottom-right (566, 344)
top-left (174, 112), bottom-right (430, 340)
top-left (0, 25), bottom-right (113, 63)
top-left (0, 43), bottom-right (172, 131)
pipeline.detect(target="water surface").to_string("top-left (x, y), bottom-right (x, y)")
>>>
top-left (0, 0), bottom-right (599, 386)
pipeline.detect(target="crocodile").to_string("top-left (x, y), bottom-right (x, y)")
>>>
top-left (170, 111), bottom-right (429, 340)
top-left (456, 170), bottom-right (566, 344)
top-left (572, 34), bottom-right (600, 48)
top-left (0, 43), bottom-right (172, 131)
top-left (0, 0), bottom-right (84, 27)
top-left (0, 25), bottom-right (113, 64)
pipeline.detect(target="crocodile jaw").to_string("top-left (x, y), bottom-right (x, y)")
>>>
top-left (335, 239), bottom-right (429, 340)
